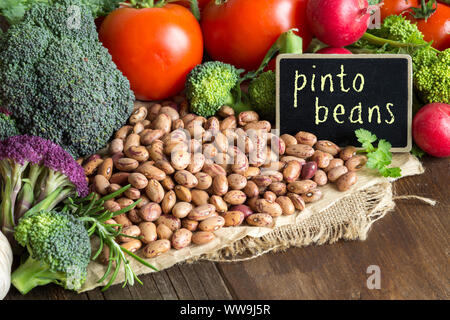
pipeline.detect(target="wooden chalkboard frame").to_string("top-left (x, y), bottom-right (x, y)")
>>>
top-left (275, 54), bottom-right (413, 152)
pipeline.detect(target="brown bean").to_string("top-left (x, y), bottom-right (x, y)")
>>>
top-left (227, 174), bottom-right (247, 190)
top-left (124, 187), bottom-right (141, 200)
top-left (174, 170), bottom-right (198, 188)
top-left (192, 231), bottom-right (215, 245)
top-left (143, 239), bottom-right (171, 258)
top-left (121, 239), bottom-right (142, 253)
top-left (268, 182), bottom-right (287, 196)
top-left (288, 193), bottom-right (306, 211)
top-left (182, 219), bottom-right (199, 232)
top-left (138, 222), bottom-right (157, 244)
top-left (171, 150), bottom-right (191, 170)
top-left (327, 166), bottom-right (349, 182)
top-left (191, 189), bottom-right (210, 206)
top-left (340, 146), bottom-right (357, 161)
top-left (202, 163), bottom-right (227, 177)
top-left (136, 162), bottom-right (166, 180)
top-left (223, 190), bottom-right (247, 205)
top-left (302, 188), bottom-right (323, 203)
top-left (280, 134), bottom-right (298, 147)
top-left (283, 161), bottom-right (302, 183)
top-left (115, 125), bottom-right (133, 140)
top-left (212, 175), bottom-right (229, 196)
top-left (147, 103), bottom-right (162, 121)
top-left (310, 150), bottom-right (333, 169)
top-left (220, 116), bottom-right (237, 131)
top-left (109, 139), bottom-right (124, 154)
top-left (255, 199), bottom-right (282, 217)
top-left (345, 155), bottom-right (368, 171)
top-left (195, 172), bottom-right (213, 190)
top-left (145, 179), bottom-right (165, 203)
top-left (124, 133), bottom-right (141, 152)
top-left (287, 180), bottom-right (317, 194)
top-left (324, 158), bottom-right (345, 172)
top-left (160, 106), bottom-right (180, 121)
top-left (94, 175), bottom-right (110, 195)
top-left (172, 202), bottom-right (193, 219)
top-left (172, 228), bottom-right (192, 250)
top-left (127, 209), bottom-right (143, 224)
top-left (313, 170), bottom-right (328, 186)
top-left (156, 224), bottom-right (173, 240)
top-left (276, 196), bottom-right (296, 215)
top-left (244, 120), bottom-right (271, 132)
top-left (174, 185), bottom-right (192, 202)
top-left (336, 172), bottom-right (358, 191)
top-left (107, 183), bottom-right (122, 194)
top-left (209, 195), bottom-right (228, 213)
top-left (246, 213), bottom-right (273, 227)
top-left (138, 203), bottom-right (162, 222)
top-left (118, 225), bottom-right (141, 243)
top-left (97, 158), bottom-right (113, 180)
top-left (263, 191), bottom-right (277, 203)
top-left (133, 122), bottom-right (145, 135)
top-left (128, 172), bottom-right (149, 190)
top-left (188, 204), bottom-right (216, 221)
top-left (285, 144), bottom-right (315, 158)
top-left (104, 200), bottom-right (121, 213)
top-left (161, 176), bottom-right (175, 190)
top-left (155, 160), bottom-right (175, 175)
top-left (116, 197), bottom-right (134, 209)
top-left (252, 175), bottom-right (273, 188)
top-left (83, 158), bottom-right (104, 176)
top-left (243, 181), bottom-right (259, 198)
top-left (217, 105), bottom-right (235, 118)
top-left (129, 106), bottom-right (148, 125)
top-left (315, 140), bottom-right (341, 156)
top-left (114, 213), bottom-right (133, 227)
top-left (198, 216), bottom-right (225, 232)
top-left (140, 129), bottom-right (164, 146)
top-left (125, 146), bottom-right (149, 162)
top-left (156, 215), bottom-right (181, 231)
top-left (153, 113), bottom-right (172, 134)
top-left (116, 158), bottom-right (139, 172)
top-left (161, 190), bottom-right (177, 214)
top-left (222, 210), bottom-right (245, 227)
top-left (295, 131), bottom-right (317, 147)
top-left (187, 153), bottom-right (205, 174)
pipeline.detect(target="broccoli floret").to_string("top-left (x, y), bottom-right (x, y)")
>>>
top-left (353, 15), bottom-right (449, 104)
top-left (413, 49), bottom-right (450, 104)
top-left (11, 210), bottom-right (91, 294)
top-left (248, 71), bottom-right (276, 122)
top-left (0, 109), bottom-right (20, 140)
top-left (0, 135), bottom-right (88, 242)
top-left (0, 0), bottom-right (134, 158)
top-left (0, 0), bottom-right (121, 25)
top-left (186, 61), bottom-right (242, 117)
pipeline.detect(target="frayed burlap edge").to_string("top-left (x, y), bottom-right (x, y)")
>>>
top-left (189, 181), bottom-right (395, 263)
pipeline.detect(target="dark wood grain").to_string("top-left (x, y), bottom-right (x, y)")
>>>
top-left (5, 157), bottom-right (449, 300)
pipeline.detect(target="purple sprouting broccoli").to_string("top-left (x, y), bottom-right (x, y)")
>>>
top-left (0, 135), bottom-right (88, 242)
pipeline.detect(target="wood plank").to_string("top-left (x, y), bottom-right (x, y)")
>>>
top-left (216, 157), bottom-right (449, 299)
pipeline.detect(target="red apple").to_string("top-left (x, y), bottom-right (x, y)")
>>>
top-left (412, 103), bottom-right (450, 158)
top-left (316, 47), bottom-right (352, 54)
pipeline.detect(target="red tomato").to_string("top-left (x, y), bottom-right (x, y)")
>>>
top-left (99, 5), bottom-right (203, 101)
top-left (201, 0), bottom-right (313, 71)
top-left (408, 2), bottom-right (450, 51)
top-left (379, 0), bottom-right (419, 21)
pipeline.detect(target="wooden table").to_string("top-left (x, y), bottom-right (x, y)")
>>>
top-left (5, 157), bottom-right (449, 300)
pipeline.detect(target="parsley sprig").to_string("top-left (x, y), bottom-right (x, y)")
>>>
top-left (355, 129), bottom-right (402, 178)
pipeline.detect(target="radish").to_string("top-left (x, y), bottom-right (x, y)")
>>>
top-left (307, 0), bottom-right (371, 47)
top-left (412, 103), bottom-right (450, 158)
top-left (316, 47), bottom-right (352, 54)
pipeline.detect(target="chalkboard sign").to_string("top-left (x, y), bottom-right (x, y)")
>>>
top-left (276, 54), bottom-right (412, 152)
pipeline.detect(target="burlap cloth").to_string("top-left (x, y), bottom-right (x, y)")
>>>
top-left (81, 153), bottom-right (424, 292)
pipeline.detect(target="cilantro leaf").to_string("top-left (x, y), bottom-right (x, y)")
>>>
top-left (355, 129), bottom-right (402, 178)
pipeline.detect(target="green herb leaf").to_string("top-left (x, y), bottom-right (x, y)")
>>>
top-left (355, 129), bottom-right (402, 178)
